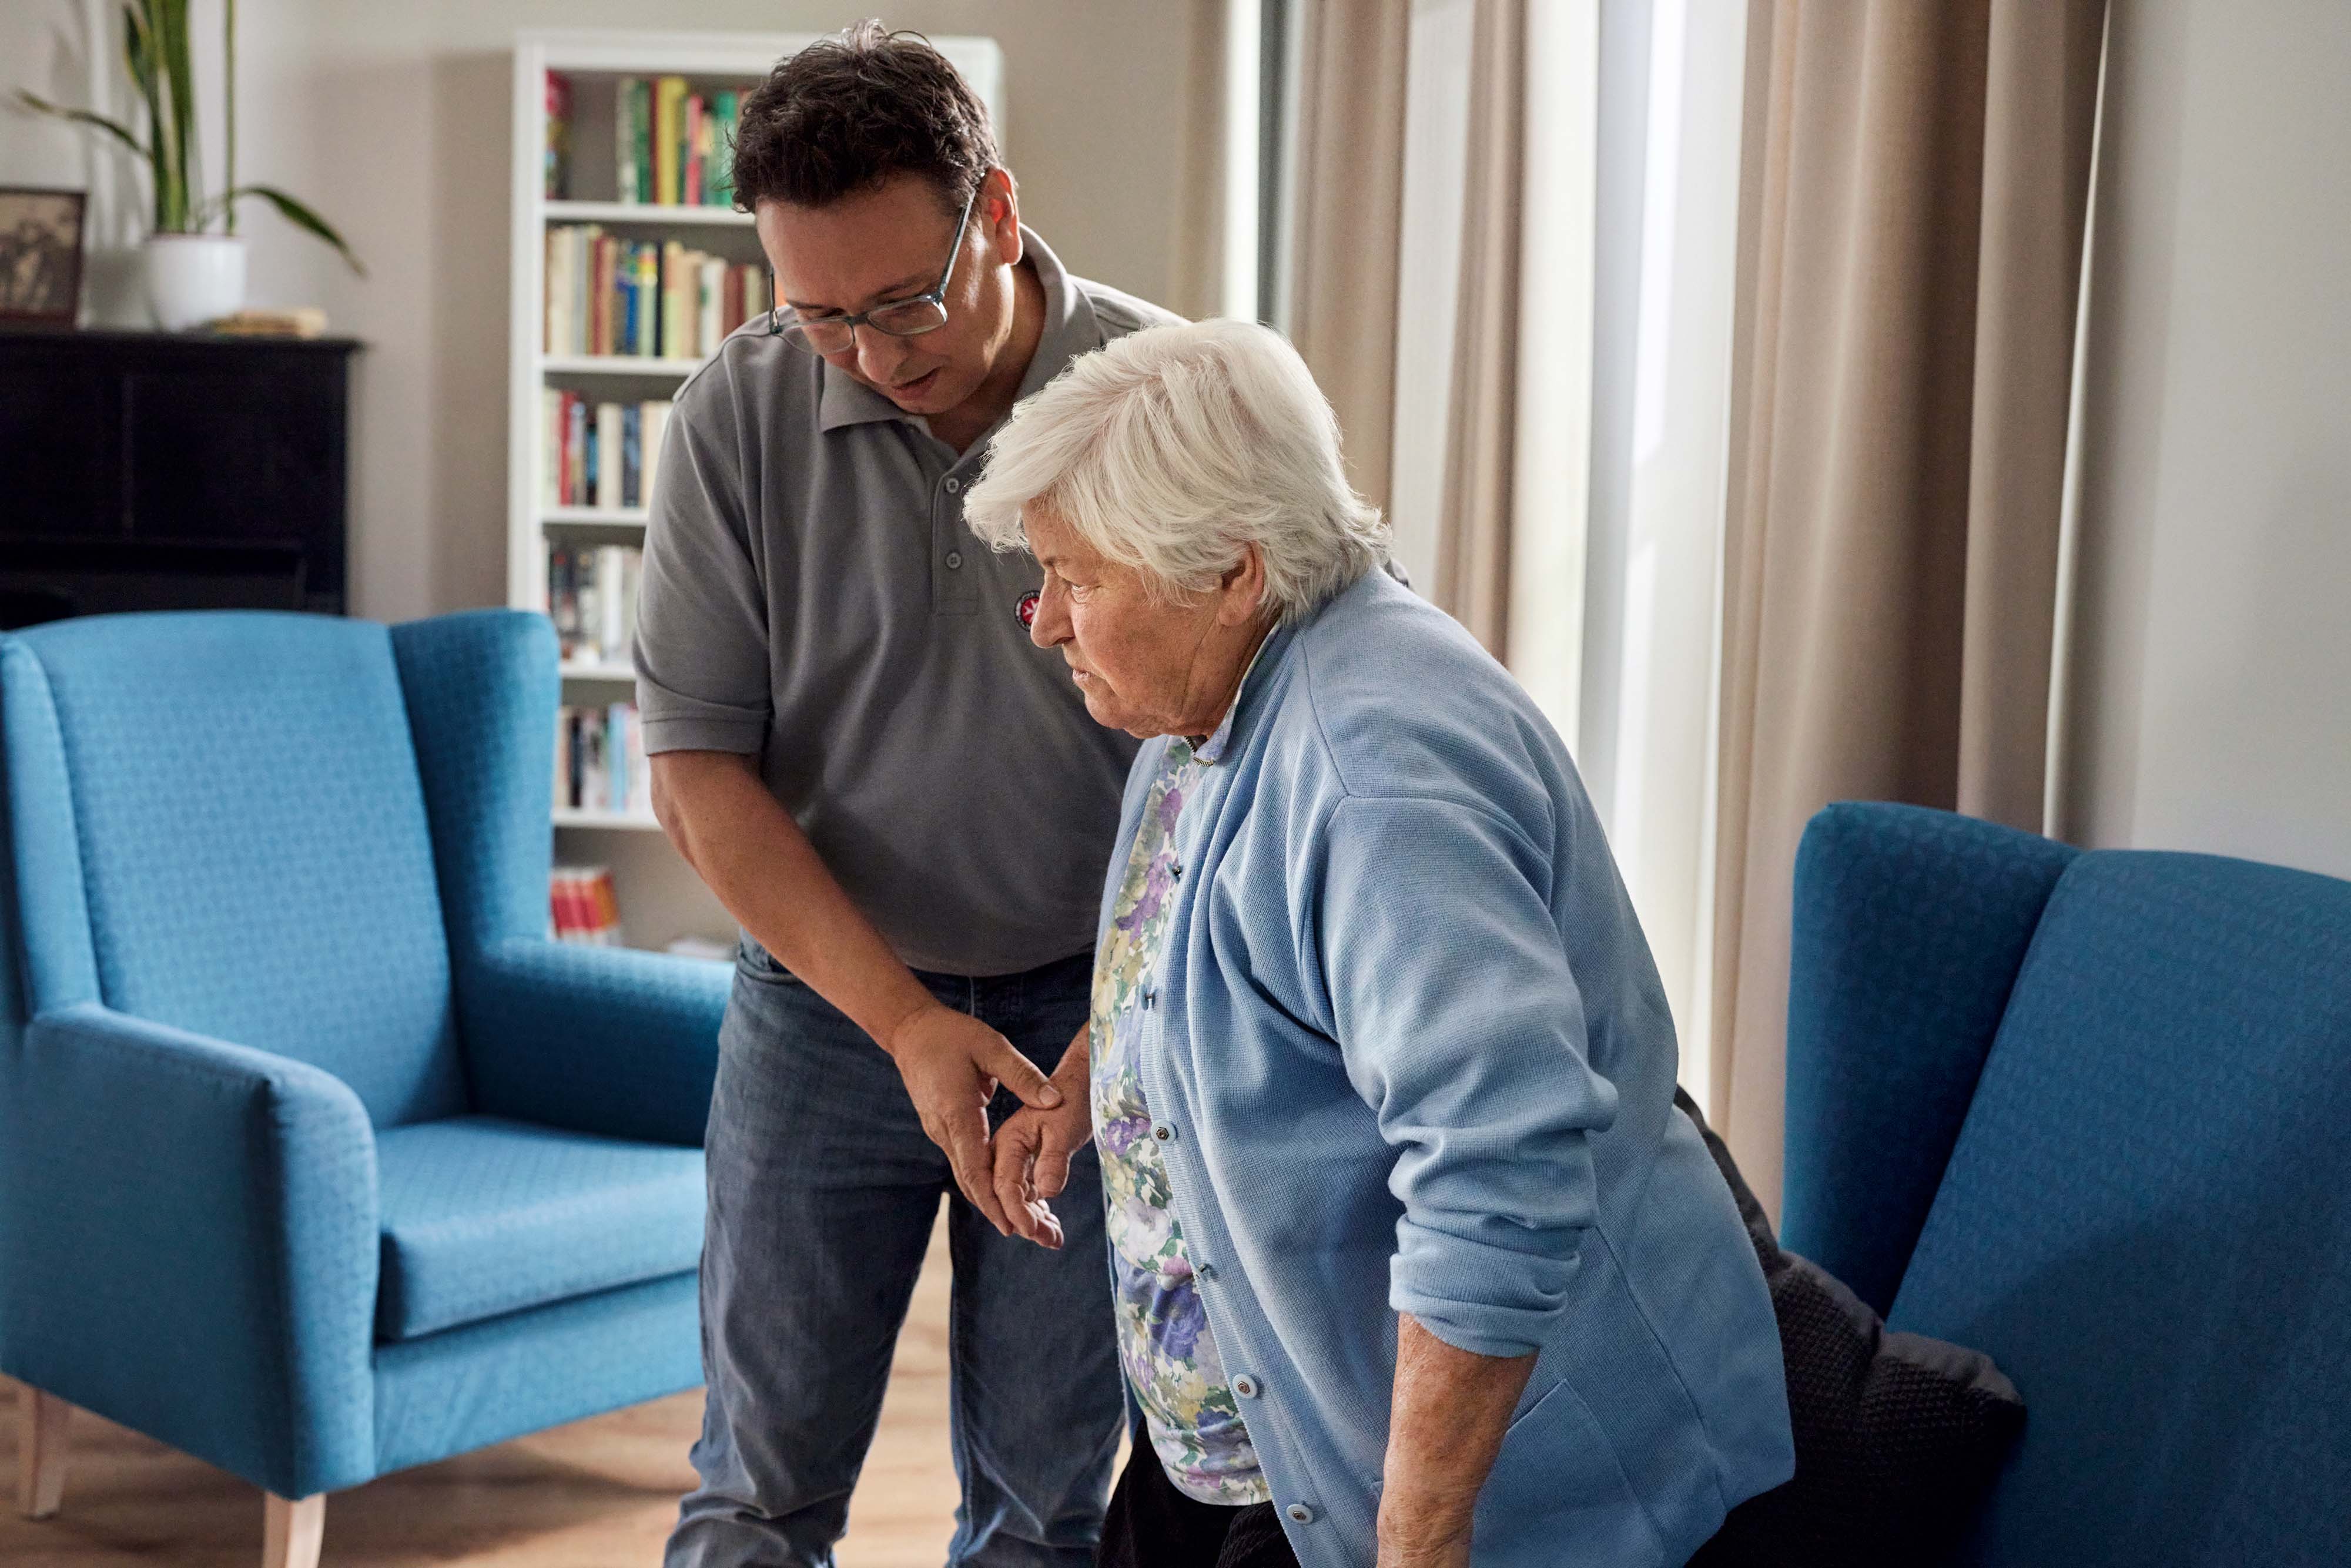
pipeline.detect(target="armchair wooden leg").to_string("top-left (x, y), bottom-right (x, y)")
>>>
top-left (15, 1384), bottom-right (70, 1520)
top-left (263, 1492), bottom-right (325, 1568)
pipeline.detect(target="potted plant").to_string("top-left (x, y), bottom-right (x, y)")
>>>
top-left (17, 0), bottom-right (362, 330)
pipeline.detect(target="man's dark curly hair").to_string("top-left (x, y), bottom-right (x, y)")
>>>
top-left (731, 20), bottom-right (1000, 216)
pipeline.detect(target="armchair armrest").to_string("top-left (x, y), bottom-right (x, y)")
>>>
top-left (458, 937), bottom-right (731, 1147)
top-left (1, 1003), bottom-right (379, 1497)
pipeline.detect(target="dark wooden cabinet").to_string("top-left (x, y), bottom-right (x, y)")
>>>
top-left (0, 327), bottom-right (360, 628)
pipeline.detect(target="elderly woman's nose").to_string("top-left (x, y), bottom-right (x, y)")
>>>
top-left (1030, 582), bottom-right (1070, 646)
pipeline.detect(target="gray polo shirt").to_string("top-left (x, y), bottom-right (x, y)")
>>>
top-left (632, 227), bottom-right (1180, 976)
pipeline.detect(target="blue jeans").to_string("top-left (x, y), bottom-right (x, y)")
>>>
top-left (665, 940), bottom-right (1122, 1568)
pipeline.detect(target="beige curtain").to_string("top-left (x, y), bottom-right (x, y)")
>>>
top-left (1167, 0), bottom-right (1231, 323)
top-left (1285, 0), bottom-right (1412, 518)
top-left (1433, 0), bottom-right (1526, 655)
top-left (1711, 0), bottom-right (2105, 1214)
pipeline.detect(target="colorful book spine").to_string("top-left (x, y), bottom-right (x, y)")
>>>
top-left (622, 404), bottom-right (642, 508)
top-left (684, 94), bottom-right (704, 206)
top-left (654, 78), bottom-right (685, 205)
top-left (550, 866), bottom-right (624, 946)
top-left (711, 91), bottom-right (739, 206)
top-left (544, 72), bottom-right (572, 199)
top-left (615, 78), bottom-right (642, 204)
top-left (698, 255), bottom-right (723, 357)
top-left (641, 400), bottom-right (671, 508)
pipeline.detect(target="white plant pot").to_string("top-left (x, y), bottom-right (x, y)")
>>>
top-left (142, 233), bottom-right (247, 331)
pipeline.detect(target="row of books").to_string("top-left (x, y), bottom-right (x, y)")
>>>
top-left (542, 73), bottom-right (753, 208)
top-left (621, 77), bottom-right (748, 208)
top-left (558, 703), bottom-right (651, 816)
top-left (551, 865), bottom-right (624, 945)
top-left (545, 226), bottom-right (771, 360)
top-left (544, 392), bottom-right (670, 511)
top-left (550, 545), bottom-right (641, 666)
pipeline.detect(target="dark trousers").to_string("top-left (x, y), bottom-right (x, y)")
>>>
top-left (1095, 1445), bottom-right (1300, 1568)
top-left (666, 943), bottom-right (1123, 1568)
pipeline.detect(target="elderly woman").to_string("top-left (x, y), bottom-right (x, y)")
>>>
top-left (965, 321), bottom-right (1792, 1568)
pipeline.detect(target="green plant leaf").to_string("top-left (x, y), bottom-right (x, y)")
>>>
top-left (153, 0), bottom-right (200, 230)
top-left (122, 1), bottom-right (173, 230)
top-left (226, 185), bottom-right (366, 276)
top-left (14, 92), bottom-right (147, 161)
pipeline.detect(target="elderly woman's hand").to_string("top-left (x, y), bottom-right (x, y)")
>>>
top-left (1374, 1315), bottom-right (1536, 1568)
top-left (990, 1026), bottom-right (1093, 1248)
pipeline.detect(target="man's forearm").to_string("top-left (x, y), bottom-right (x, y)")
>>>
top-left (650, 749), bottom-right (932, 1052)
top-left (1378, 1314), bottom-right (1538, 1564)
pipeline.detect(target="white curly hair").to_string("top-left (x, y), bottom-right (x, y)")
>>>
top-left (963, 319), bottom-right (1390, 624)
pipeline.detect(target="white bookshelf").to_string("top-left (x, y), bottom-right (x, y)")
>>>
top-left (507, 27), bottom-right (1005, 949)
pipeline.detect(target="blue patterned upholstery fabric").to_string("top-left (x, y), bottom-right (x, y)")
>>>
top-left (1780, 804), bottom-right (2077, 1314)
top-left (375, 1117), bottom-right (704, 1340)
top-left (0, 609), bottom-right (726, 1501)
top-left (16, 613), bottom-right (465, 1127)
top-left (1784, 806), bottom-right (2351, 1568)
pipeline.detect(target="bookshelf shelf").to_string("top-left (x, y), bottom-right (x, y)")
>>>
top-left (511, 28), bottom-right (1004, 949)
top-left (541, 354), bottom-right (706, 377)
top-left (546, 199), bottom-right (757, 227)
top-left (554, 808), bottom-right (665, 832)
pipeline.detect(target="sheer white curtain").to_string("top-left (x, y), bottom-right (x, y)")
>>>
top-left (1391, 0), bottom-right (1750, 1101)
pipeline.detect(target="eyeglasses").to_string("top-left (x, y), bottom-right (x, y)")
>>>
top-left (765, 187), bottom-right (977, 353)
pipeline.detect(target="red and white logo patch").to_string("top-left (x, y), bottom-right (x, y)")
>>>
top-left (1015, 590), bottom-right (1040, 629)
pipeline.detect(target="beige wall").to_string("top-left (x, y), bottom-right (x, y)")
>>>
top-left (4, 1), bottom-right (1200, 621)
top-left (2058, 0), bottom-right (2351, 880)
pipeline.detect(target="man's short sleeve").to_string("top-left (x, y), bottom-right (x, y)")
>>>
top-left (632, 370), bottom-right (770, 757)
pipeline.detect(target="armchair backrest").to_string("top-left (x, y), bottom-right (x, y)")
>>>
top-left (0, 610), bottom-right (552, 1128)
top-left (1786, 804), bottom-right (2351, 1566)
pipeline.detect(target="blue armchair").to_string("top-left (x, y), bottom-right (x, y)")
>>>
top-left (1781, 803), bottom-right (2350, 1568)
top-left (0, 609), bottom-right (728, 1567)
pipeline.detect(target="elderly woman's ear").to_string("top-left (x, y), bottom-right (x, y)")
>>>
top-left (1214, 545), bottom-right (1272, 628)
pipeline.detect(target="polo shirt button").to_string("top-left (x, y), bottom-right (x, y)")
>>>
top-left (1151, 1121), bottom-right (1176, 1143)
top-left (1231, 1373), bottom-right (1258, 1398)
top-left (1285, 1503), bottom-right (1317, 1525)
top-left (945, 551), bottom-right (964, 570)
top-left (945, 477), bottom-right (962, 493)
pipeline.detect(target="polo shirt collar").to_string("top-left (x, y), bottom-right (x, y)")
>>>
top-left (817, 224), bottom-right (1096, 435)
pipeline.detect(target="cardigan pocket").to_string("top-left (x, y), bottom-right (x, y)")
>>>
top-left (1471, 1375), bottom-right (1666, 1567)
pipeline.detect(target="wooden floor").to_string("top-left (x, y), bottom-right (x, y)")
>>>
top-left (0, 1214), bottom-right (965, 1567)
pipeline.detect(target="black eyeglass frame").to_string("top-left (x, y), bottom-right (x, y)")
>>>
top-left (764, 186), bottom-right (980, 351)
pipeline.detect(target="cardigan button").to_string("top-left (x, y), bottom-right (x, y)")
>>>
top-left (1151, 1122), bottom-right (1177, 1144)
top-left (1232, 1373), bottom-right (1259, 1398)
top-left (1197, 1262), bottom-right (1218, 1282)
top-left (1285, 1503), bottom-right (1317, 1525)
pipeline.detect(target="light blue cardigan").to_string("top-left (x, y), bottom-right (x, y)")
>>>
top-left (1099, 569), bottom-right (1793, 1567)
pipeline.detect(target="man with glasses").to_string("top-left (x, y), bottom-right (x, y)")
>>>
top-left (634, 23), bottom-right (1176, 1568)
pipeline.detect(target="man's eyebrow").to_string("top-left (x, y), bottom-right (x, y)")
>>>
top-left (783, 274), bottom-right (933, 314)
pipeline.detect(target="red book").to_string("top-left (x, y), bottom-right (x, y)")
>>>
top-left (684, 96), bottom-right (704, 206)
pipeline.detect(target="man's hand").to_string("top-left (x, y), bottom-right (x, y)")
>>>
top-left (992, 1027), bottom-right (1093, 1248)
top-left (885, 1004), bottom-right (1063, 1237)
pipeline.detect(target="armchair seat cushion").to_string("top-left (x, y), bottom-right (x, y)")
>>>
top-left (374, 1116), bottom-right (704, 1341)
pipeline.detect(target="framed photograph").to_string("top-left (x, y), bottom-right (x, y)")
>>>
top-left (0, 187), bottom-right (88, 326)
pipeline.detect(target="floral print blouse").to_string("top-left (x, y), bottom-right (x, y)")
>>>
top-left (1090, 727), bottom-right (1270, 1506)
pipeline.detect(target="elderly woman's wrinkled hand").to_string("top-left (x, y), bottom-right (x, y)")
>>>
top-left (990, 1031), bottom-right (1093, 1249)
